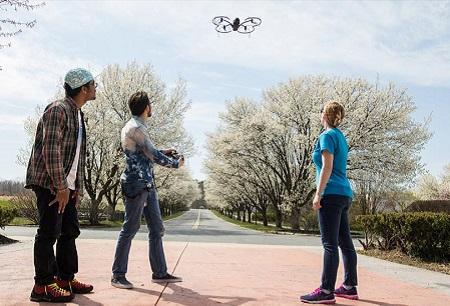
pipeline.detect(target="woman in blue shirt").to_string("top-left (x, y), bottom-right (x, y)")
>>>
top-left (301, 101), bottom-right (358, 304)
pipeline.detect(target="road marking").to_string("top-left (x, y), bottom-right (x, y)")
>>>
top-left (192, 210), bottom-right (201, 229)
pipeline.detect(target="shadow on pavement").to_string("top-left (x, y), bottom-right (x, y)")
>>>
top-left (72, 293), bottom-right (104, 306)
top-left (157, 283), bottom-right (256, 306)
top-left (352, 298), bottom-right (409, 306)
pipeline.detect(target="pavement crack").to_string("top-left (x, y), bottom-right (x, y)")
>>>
top-left (154, 241), bottom-right (190, 305)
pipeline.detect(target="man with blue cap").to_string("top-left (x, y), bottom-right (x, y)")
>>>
top-left (26, 68), bottom-right (96, 303)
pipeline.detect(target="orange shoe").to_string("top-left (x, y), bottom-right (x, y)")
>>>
top-left (56, 278), bottom-right (93, 294)
top-left (30, 283), bottom-right (74, 303)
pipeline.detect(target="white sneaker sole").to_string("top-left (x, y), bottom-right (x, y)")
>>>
top-left (151, 278), bottom-right (183, 283)
top-left (111, 282), bottom-right (133, 289)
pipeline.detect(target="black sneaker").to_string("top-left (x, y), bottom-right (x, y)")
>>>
top-left (300, 287), bottom-right (336, 304)
top-left (111, 276), bottom-right (133, 289)
top-left (151, 273), bottom-right (182, 283)
top-left (335, 284), bottom-right (358, 300)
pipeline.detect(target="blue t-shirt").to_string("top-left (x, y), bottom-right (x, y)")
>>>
top-left (312, 128), bottom-right (352, 198)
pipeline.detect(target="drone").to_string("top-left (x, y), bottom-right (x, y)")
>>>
top-left (212, 16), bottom-right (262, 34)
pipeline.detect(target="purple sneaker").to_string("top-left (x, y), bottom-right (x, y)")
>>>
top-left (335, 284), bottom-right (358, 300)
top-left (300, 288), bottom-right (336, 304)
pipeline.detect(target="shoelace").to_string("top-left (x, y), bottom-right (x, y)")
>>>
top-left (71, 278), bottom-right (87, 288)
top-left (312, 288), bottom-right (322, 295)
top-left (46, 283), bottom-right (69, 297)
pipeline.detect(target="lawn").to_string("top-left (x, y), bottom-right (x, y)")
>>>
top-left (359, 249), bottom-right (450, 275)
top-left (0, 197), bottom-right (11, 208)
top-left (211, 210), bottom-right (314, 234)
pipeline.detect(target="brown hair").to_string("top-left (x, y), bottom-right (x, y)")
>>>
top-left (128, 91), bottom-right (150, 116)
top-left (323, 101), bottom-right (345, 128)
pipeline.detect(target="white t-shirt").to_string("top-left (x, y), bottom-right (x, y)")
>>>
top-left (67, 110), bottom-right (83, 190)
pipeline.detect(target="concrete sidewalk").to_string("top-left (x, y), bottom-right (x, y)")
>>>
top-left (0, 238), bottom-right (449, 306)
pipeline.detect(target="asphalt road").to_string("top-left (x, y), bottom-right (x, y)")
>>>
top-left (2, 209), bottom-right (325, 246)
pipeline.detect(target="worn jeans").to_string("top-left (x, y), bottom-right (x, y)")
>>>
top-left (319, 194), bottom-right (358, 291)
top-left (112, 186), bottom-right (167, 278)
top-left (33, 186), bottom-right (80, 285)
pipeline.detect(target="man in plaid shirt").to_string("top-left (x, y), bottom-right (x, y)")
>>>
top-left (25, 68), bottom-right (96, 303)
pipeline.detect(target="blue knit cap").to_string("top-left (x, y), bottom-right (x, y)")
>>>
top-left (64, 68), bottom-right (94, 89)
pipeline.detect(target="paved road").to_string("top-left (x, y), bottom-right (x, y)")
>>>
top-left (3, 209), bottom-right (325, 246)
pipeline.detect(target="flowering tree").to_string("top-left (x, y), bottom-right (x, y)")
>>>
top-left (206, 76), bottom-right (430, 229)
top-left (415, 164), bottom-right (450, 201)
top-left (18, 62), bottom-right (195, 224)
top-left (81, 62), bottom-right (193, 224)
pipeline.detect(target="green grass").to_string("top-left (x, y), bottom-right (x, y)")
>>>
top-left (211, 210), bottom-right (302, 234)
top-left (162, 210), bottom-right (186, 221)
top-left (79, 219), bottom-right (124, 228)
top-left (77, 210), bottom-right (187, 228)
top-left (212, 210), bottom-right (364, 237)
top-left (8, 217), bottom-right (34, 226)
top-left (0, 199), bottom-right (10, 208)
top-left (359, 249), bottom-right (450, 275)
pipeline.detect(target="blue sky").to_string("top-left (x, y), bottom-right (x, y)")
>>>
top-left (0, 0), bottom-right (449, 182)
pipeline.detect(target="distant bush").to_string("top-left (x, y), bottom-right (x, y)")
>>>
top-left (357, 212), bottom-right (450, 262)
top-left (0, 206), bottom-right (17, 229)
top-left (406, 200), bottom-right (450, 214)
top-left (300, 210), bottom-right (319, 231)
top-left (10, 191), bottom-right (39, 224)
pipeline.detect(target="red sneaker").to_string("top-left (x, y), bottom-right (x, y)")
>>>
top-left (56, 278), bottom-right (93, 294)
top-left (30, 283), bottom-right (74, 303)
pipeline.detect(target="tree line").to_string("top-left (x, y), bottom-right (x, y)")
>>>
top-left (204, 76), bottom-right (431, 230)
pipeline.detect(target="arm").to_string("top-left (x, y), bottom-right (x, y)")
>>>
top-left (42, 105), bottom-right (70, 213)
top-left (313, 151), bottom-right (333, 209)
top-left (312, 133), bottom-right (335, 210)
top-left (42, 105), bottom-right (69, 191)
top-left (131, 127), bottom-right (180, 168)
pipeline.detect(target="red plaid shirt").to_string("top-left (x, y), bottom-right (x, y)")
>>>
top-left (25, 97), bottom-right (86, 193)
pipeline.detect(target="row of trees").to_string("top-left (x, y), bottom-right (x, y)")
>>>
top-left (0, 180), bottom-right (24, 195)
top-left (205, 76), bottom-right (431, 230)
top-left (17, 62), bottom-right (199, 224)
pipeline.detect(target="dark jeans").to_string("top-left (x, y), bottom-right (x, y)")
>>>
top-left (319, 194), bottom-right (358, 291)
top-left (33, 187), bottom-right (80, 285)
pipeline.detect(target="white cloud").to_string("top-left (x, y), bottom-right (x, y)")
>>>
top-left (96, 0), bottom-right (450, 87)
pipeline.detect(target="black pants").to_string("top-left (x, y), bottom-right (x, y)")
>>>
top-left (33, 187), bottom-right (80, 285)
top-left (319, 195), bottom-right (358, 291)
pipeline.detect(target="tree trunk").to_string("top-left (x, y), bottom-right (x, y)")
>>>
top-left (247, 208), bottom-right (252, 223)
top-left (261, 208), bottom-right (268, 226)
top-left (89, 199), bottom-right (101, 225)
top-left (274, 207), bottom-right (283, 228)
top-left (290, 207), bottom-right (300, 231)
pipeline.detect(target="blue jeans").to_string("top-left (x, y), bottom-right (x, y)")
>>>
top-left (319, 195), bottom-right (358, 291)
top-left (112, 186), bottom-right (167, 278)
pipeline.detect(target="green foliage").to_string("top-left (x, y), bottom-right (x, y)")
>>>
top-left (0, 206), bottom-right (17, 229)
top-left (357, 212), bottom-right (450, 262)
top-left (300, 210), bottom-right (319, 231)
top-left (0, 199), bottom-right (10, 208)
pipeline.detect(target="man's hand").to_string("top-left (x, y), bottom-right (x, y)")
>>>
top-left (312, 193), bottom-right (322, 211)
top-left (163, 148), bottom-right (177, 157)
top-left (49, 188), bottom-right (70, 214)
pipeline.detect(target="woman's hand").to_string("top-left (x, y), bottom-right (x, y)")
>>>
top-left (312, 193), bottom-right (322, 211)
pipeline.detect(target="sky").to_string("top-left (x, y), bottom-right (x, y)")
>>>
top-left (0, 0), bottom-right (449, 182)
